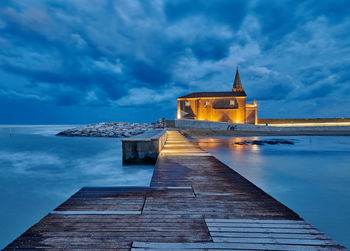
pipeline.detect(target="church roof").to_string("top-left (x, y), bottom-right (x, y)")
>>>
top-left (178, 90), bottom-right (247, 99)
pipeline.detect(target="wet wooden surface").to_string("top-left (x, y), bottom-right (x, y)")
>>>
top-left (4, 131), bottom-right (347, 250)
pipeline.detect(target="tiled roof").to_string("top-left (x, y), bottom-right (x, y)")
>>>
top-left (178, 91), bottom-right (247, 99)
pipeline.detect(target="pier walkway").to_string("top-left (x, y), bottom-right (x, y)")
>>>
top-left (4, 131), bottom-right (347, 250)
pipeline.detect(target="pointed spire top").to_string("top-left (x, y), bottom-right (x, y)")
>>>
top-left (232, 67), bottom-right (243, 91)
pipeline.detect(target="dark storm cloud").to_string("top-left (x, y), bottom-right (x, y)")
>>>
top-left (164, 0), bottom-right (247, 29)
top-left (190, 37), bottom-right (230, 61)
top-left (0, 0), bottom-right (349, 121)
top-left (129, 60), bottom-right (171, 86)
top-left (252, 0), bottom-right (301, 47)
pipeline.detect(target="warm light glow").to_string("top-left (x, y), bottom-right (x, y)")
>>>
top-left (161, 131), bottom-right (212, 156)
top-left (177, 96), bottom-right (254, 124)
top-left (251, 144), bottom-right (260, 152)
top-left (166, 140), bottom-right (189, 143)
top-left (259, 122), bottom-right (350, 127)
top-left (233, 144), bottom-right (245, 149)
top-left (164, 144), bottom-right (193, 147)
top-left (160, 149), bottom-right (211, 156)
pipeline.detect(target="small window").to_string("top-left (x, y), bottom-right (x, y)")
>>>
top-left (230, 99), bottom-right (235, 105)
top-left (185, 101), bottom-right (190, 106)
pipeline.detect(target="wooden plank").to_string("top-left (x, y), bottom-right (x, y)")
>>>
top-left (50, 210), bottom-right (141, 215)
top-left (132, 241), bottom-right (346, 250)
top-left (131, 249), bottom-right (336, 251)
top-left (43, 214), bottom-right (205, 222)
top-left (209, 227), bottom-right (321, 234)
top-left (27, 226), bottom-right (209, 232)
top-left (132, 249), bottom-right (212, 251)
top-left (206, 223), bottom-right (314, 229)
top-left (205, 218), bottom-right (306, 224)
top-left (211, 237), bottom-right (337, 245)
top-left (209, 231), bottom-right (328, 239)
top-left (166, 186), bottom-right (193, 189)
top-left (21, 231), bottom-right (211, 238)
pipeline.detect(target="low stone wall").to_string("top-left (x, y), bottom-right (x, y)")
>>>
top-left (121, 129), bottom-right (167, 164)
top-left (171, 119), bottom-right (257, 130)
top-left (258, 118), bottom-right (350, 126)
top-left (167, 119), bottom-right (350, 136)
top-left (165, 120), bottom-right (175, 128)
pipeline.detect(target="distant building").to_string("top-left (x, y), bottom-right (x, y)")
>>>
top-left (177, 68), bottom-right (258, 124)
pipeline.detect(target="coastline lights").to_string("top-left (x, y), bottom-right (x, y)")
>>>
top-left (262, 122), bottom-right (350, 127)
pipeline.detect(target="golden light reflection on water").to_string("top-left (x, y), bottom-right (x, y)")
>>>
top-left (251, 144), bottom-right (260, 152)
top-left (194, 137), bottom-right (265, 186)
top-left (195, 137), bottom-right (262, 152)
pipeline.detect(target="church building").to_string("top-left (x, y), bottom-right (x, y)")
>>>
top-left (177, 68), bottom-right (258, 124)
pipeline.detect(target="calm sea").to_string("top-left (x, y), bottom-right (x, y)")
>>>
top-left (0, 125), bottom-right (154, 249)
top-left (193, 135), bottom-right (350, 249)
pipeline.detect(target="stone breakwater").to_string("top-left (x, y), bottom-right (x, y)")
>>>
top-left (56, 122), bottom-right (162, 138)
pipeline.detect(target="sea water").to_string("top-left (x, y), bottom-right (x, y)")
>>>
top-left (0, 125), bottom-right (154, 249)
top-left (193, 135), bottom-right (350, 249)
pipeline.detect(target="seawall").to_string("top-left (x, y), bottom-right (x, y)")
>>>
top-left (258, 118), bottom-right (350, 127)
top-left (166, 119), bottom-right (350, 136)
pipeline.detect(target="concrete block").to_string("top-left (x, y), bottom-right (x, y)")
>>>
top-left (122, 129), bottom-right (167, 164)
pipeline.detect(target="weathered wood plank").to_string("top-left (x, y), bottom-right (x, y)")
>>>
top-left (205, 218), bottom-right (306, 224)
top-left (132, 241), bottom-right (347, 250)
top-left (209, 227), bottom-right (321, 234)
top-left (211, 237), bottom-right (338, 245)
top-left (132, 249), bottom-right (217, 251)
top-left (206, 222), bottom-right (314, 228)
top-left (50, 210), bottom-right (141, 215)
top-left (209, 231), bottom-right (329, 239)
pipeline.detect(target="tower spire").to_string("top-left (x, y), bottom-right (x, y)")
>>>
top-left (232, 67), bottom-right (243, 91)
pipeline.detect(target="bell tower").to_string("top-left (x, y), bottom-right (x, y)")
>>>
top-left (232, 67), bottom-right (244, 92)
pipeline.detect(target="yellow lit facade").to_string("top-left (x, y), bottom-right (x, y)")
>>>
top-left (177, 68), bottom-right (258, 124)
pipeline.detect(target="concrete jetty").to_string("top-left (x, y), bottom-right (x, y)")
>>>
top-left (122, 129), bottom-right (167, 164)
top-left (4, 131), bottom-right (347, 250)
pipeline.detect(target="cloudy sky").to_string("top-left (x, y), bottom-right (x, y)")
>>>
top-left (0, 0), bottom-right (349, 124)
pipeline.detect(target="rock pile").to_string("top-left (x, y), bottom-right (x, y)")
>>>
top-left (56, 121), bottom-right (163, 138)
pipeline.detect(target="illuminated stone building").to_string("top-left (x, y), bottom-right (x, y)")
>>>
top-left (177, 68), bottom-right (258, 124)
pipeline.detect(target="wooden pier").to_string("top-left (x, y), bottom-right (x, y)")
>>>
top-left (4, 131), bottom-right (347, 250)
